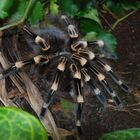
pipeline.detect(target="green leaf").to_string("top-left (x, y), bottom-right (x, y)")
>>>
top-left (9, 0), bottom-right (44, 25)
top-left (0, 11), bottom-right (9, 19)
top-left (136, 1), bottom-right (140, 8)
top-left (0, 107), bottom-right (48, 140)
top-left (105, 1), bottom-right (125, 17)
top-left (100, 128), bottom-right (140, 140)
top-left (8, 0), bottom-right (27, 22)
top-left (97, 32), bottom-right (117, 56)
top-left (58, 0), bottom-right (78, 17)
top-left (0, 0), bottom-right (14, 19)
top-left (77, 7), bottom-right (101, 26)
top-left (83, 32), bottom-right (97, 41)
top-left (104, 0), bottom-right (140, 17)
top-left (80, 19), bottom-right (102, 34)
top-left (28, 1), bottom-right (44, 24)
top-left (50, 0), bottom-right (59, 15)
top-left (121, 1), bottom-right (139, 11)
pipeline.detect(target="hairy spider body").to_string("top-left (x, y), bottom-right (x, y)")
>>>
top-left (0, 15), bottom-right (130, 134)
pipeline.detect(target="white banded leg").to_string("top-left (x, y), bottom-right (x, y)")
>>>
top-left (61, 15), bottom-right (78, 39)
top-left (70, 64), bottom-right (84, 103)
top-left (23, 25), bottom-right (50, 51)
top-left (87, 63), bottom-right (122, 106)
top-left (70, 40), bottom-right (104, 50)
top-left (76, 103), bottom-right (83, 134)
top-left (95, 57), bottom-right (130, 93)
top-left (71, 41), bottom-right (88, 51)
top-left (40, 56), bottom-right (67, 117)
top-left (70, 64), bottom-right (84, 132)
top-left (81, 68), bottom-right (107, 106)
top-left (72, 53), bottom-right (87, 66)
top-left (0, 55), bottom-right (49, 79)
top-left (70, 41), bottom-right (97, 60)
top-left (77, 48), bottom-right (95, 60)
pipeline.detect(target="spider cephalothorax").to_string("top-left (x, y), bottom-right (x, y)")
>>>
top-left (0, 15), bottom-right (130, 134)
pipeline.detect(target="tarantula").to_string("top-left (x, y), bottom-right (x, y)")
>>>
top-left (0, 15), bottom-right (130, 134)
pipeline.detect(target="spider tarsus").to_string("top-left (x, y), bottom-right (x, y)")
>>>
top-left (120, 83), bottom-right (131, 93)
top-left (40, 103), bottom-right (48, 118)
top-left (40, 91), bottom-right (55, 118)
top-left (112, 96), bottom-right (123, 107)
top-left (76, 103), bottom-right (83, 135)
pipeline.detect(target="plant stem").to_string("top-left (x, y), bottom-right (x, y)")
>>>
top-left (109, 10), bottom-right (137, 32)
top-left (0, 0), bottom-right (36, 31)
top-left (103, 4), bottom-right (118, 20)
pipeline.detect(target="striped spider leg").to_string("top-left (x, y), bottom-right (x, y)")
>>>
top-left (86, 62), bottom-right (123, 107)
top-left (61, 15), bottom-right (79, 44)
top-left (40, 56), bottom-right (67, 117)
top-left (81, 68), bottom-right (107, 106)
top-left (0, 55), bottom-right (49, 80)
top-left (70, 63), bottom-right (84, 134)
top-left (94, 57), bottom-right (130, 93)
